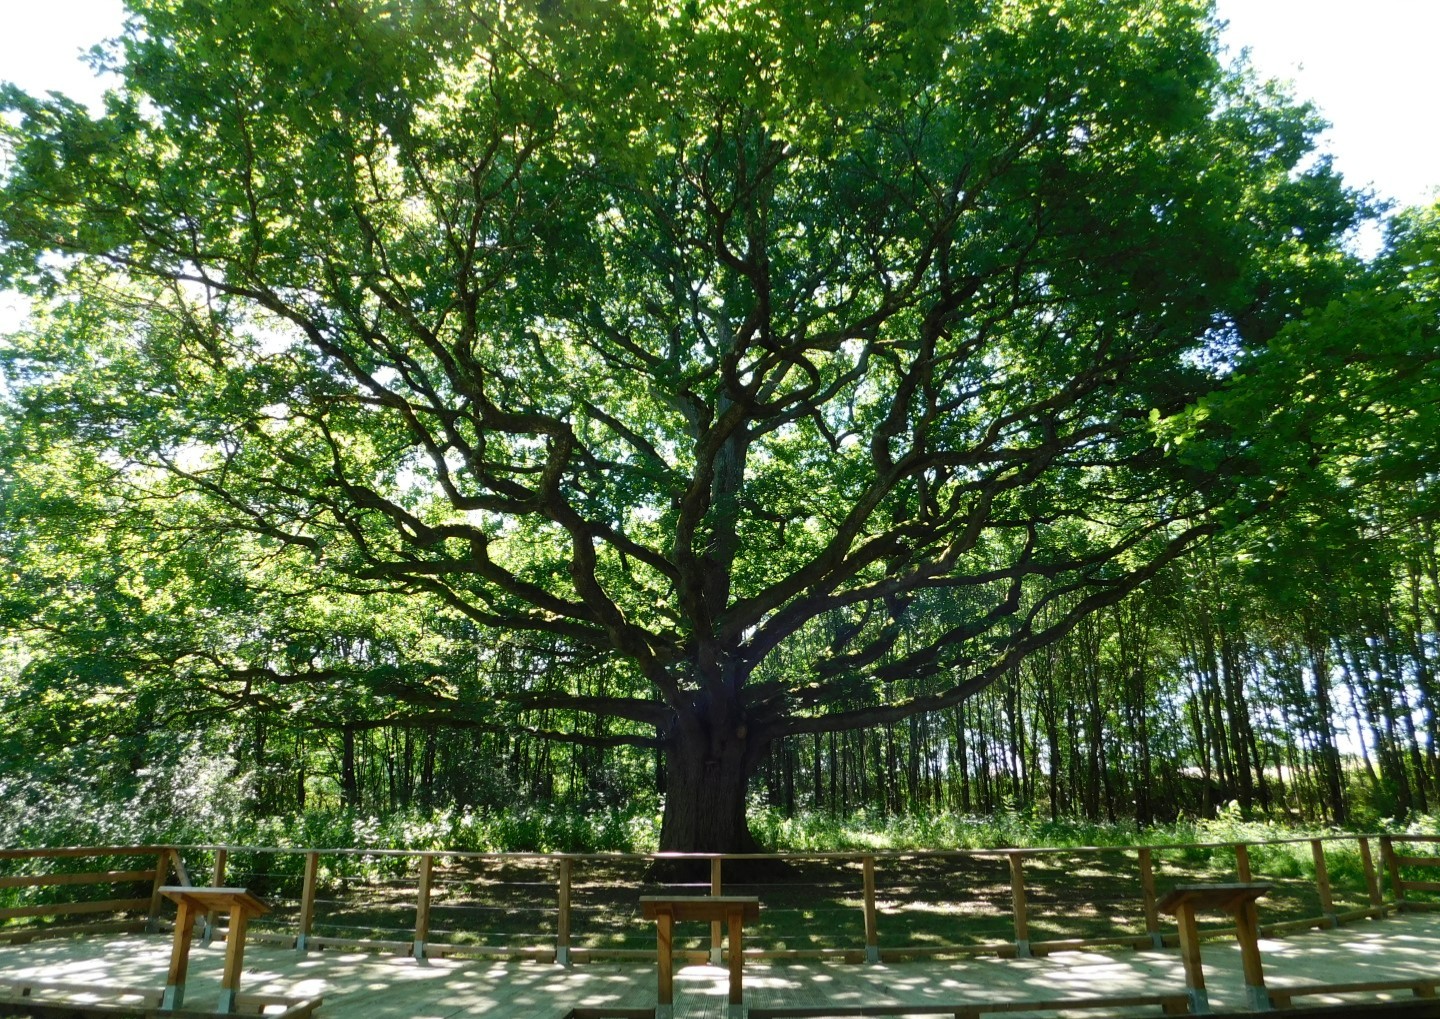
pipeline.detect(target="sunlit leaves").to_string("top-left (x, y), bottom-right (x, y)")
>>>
top-left (0, 0), bottom-right (1408, 785)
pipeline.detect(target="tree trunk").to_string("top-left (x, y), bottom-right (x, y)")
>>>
top-left (341, 725), bottom-right (359, 810)
top-left (658, 706), bottom-right (765, 853)
top-left (420, 728), bottom-right (437, 809)
top-left (813, 733), bottom-right (823, 810)
top-left (1220, 636), bottom-right (1255, 811)
top-left (659, 741), bottom-right (757, 853)
top-left (1308, 639), bottom-right (1348, 825)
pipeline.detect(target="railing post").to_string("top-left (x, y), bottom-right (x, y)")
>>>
top-left (1008, 852), bottom-right (1031, 959)
top-left (1381, 836), bottom-right (1405, 911)
top-left (710, 857), bottom-right (723, 965)
top-left (296, 851), bottom-right (319, 952)
top-left (1138, 847), bottom-right (1162, 949)
top-left (1232, 841), bottom-right (1268, 966)
top-left (204, 849), bottom-right (228, 946)
top-left (169, 848), bottom-right (193, 887)
top-left (1311, 839), bottom-right (1337, 927)
top-left (1358, 837), bottom-right (1383, 911)
top-left (1173, 899), bottom-right (1210, 1015)
top-left (414, 854), bottom-right (434, 960)
top-left (147, 849), bottom-right (171, 933)
top-left (862, 856), bottom-right (880, 963)
top-left (556, 857), bottom-right (572, 967)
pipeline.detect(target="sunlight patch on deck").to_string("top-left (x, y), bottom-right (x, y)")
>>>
top-left (1, 912), bottom-right (1439, 1017)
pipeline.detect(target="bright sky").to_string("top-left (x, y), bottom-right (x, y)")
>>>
top-left (1214, 0), bottom-right (1440, 212)
top-left (0, 0), bottom-right (1436, 209)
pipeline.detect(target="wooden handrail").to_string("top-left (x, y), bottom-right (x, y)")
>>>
top-left (0, 845), bottom-right (173, 861)
top-left (0, 869), bottom-right (155, 890)
top-left (171, 831), bottom-right (1439, 860)
top-left (0, 897), bottom-right (152, 921)
top-left (8, 831), bottom-right (1440, 963)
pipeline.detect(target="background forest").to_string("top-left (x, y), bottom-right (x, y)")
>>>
top-left (2, 0), bottom-right (1440, 854)
top-left (9, 409), bottom-right (1440, 852)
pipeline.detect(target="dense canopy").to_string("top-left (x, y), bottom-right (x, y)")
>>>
top-left (1, 0), bottom-right (1433, 850)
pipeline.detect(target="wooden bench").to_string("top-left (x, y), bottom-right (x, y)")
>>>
top-left (0, 978), bottom-right (321, 1017)
top-left (748, 992), bottom-right (1192, 1017)
top-left (159, 887), bottom-right (269, 1013)
top-left (640, 895), bottom-right (759, 1019)
top-left (1269, 977), bottom-right (1440, 1010)
top-left (1158, 882), bottom-right (1271, 1015)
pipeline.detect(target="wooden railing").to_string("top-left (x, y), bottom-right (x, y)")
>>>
top-left (4, 834), bottom-right (1439, 964)
top-left (0, 846), bottom-right (188, 942)
top-left (1380, 833), bottom-right (1440, 911)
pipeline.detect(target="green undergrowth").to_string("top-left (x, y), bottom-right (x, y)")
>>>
top-left (201, 803), bottom-right (1275, 856)
top-left (7, 750), bottom-right (1440, 857)
top-left (749, 800), bottom-right (1423, 854)
top-left (8, 795), bottom-right (1440, 856)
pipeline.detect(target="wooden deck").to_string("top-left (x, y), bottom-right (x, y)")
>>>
top-left (4, 910), bottom-right (1440, 1017)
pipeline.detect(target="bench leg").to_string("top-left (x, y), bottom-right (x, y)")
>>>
top-left (729, 909), bottom-right (744, 1018)
top-left (218, 907), bottom-right (251, 1014)
top-left (1235, 903), bottom-right (1271, 1012)
top-left (162, 900), bottom-right (196, 1010)
top-left (656, 909), bottom-right (674, 1019)
top-left (1175, 904), bottom-right (1211, 1015)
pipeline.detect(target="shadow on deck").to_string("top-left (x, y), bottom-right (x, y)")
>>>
top-left (1, 909), bottom-right (1440, 1018)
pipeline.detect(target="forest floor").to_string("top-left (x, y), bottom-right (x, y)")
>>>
top-left (212, 845), bottom-right (1377, 953)
top-left (4, 910), bottom-right (1440, 1016)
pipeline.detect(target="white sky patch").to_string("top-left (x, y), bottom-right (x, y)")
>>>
top-left (0, 292), bottom-right (31, 337)
top-left (1214, 0), bottom-right (1440, 212)
top-left (0, 0), bottom-right (126, 114)
top-left (1, 1), bottom-right (1435, 212)
top-left (0, 0), bottom-right (1434, 346)
top-left (170, 440), bottom-right (210, 473)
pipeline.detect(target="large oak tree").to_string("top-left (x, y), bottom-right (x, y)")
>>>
top-left (1, 0), bottom-right (1370, 849)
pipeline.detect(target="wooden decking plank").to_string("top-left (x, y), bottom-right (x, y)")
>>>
top-left (4, 912), bottom-right (1440, 1017)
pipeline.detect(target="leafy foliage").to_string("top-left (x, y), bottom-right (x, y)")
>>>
top-left (0, 0), bottom-right (1433, 850)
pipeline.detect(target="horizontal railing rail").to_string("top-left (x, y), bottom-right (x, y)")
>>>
top-left (0, 846), bottom-right (189, 944)
top-left (3, 833), bottom-right (1436, 965)
top-left (175, 833), bottom-right (1398, 857)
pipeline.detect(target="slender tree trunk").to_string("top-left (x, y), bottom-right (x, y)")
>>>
top-left (829, 731), bottom-right (839, 811)
top-left (1406, 553), bottom-right (1440, 786)
top-left (953, 705), bottom-right (970, 812)
top-left (1185, 670), bottom-right (1213, 815)
top-left (813, 733), bottom-right (823, 810)
top-left (1339, 661), bottom-right (1380, 788)
top-left (1308, 639), bottom-right (1348, 825)
top-left (1381, 621), bottom-right (1430, 814)
top-left (293, 733), bottom-right (306, 811)
top-left (341, 725), bottom-right (359, 810)
top-left (420, 728), bottom-right (436, 809)
top-left (1220, 636), bottom-right (1255, 811)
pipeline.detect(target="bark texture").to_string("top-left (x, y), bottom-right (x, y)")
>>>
top-left (658, 703), bottom-right (766, 853)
